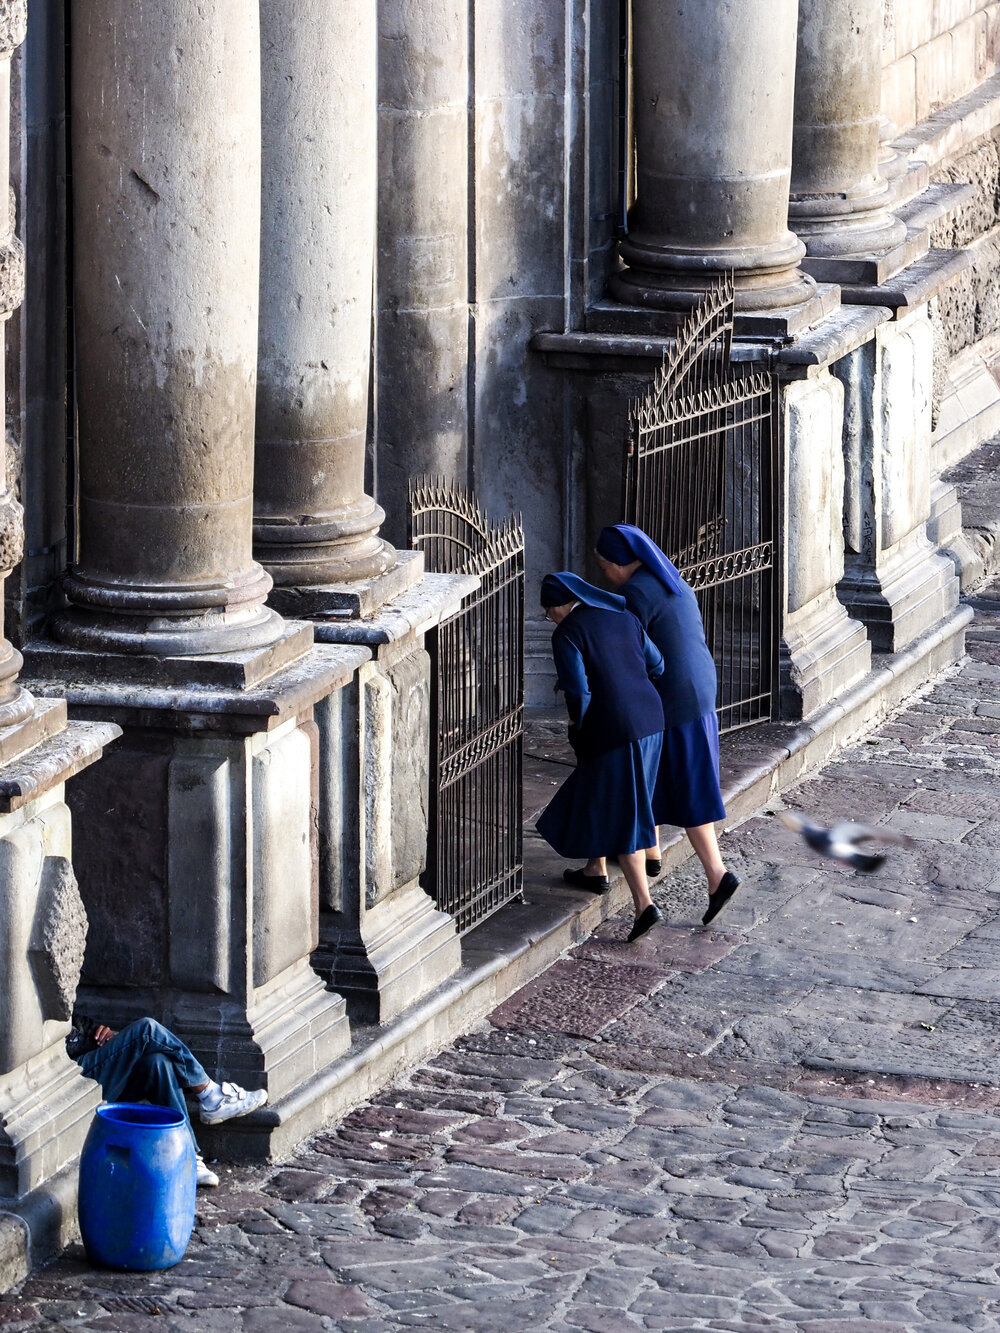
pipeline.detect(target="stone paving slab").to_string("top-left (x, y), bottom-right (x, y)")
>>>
top-left (6, 588), bottom-right (1000, 1327)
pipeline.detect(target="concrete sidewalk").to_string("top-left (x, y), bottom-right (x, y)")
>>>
top-left (4, 581), bottom-right (1000, 1326)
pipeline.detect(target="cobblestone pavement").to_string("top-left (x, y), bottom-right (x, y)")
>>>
top-left (5, 585), bottom-right (1000, 1331)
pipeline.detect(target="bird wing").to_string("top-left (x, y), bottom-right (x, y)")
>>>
top-left (828, 821), bottom-right (915, 848)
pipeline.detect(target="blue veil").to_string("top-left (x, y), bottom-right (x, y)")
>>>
top-left (595, 524), bottom-right (685, 595)
top-left (539, 571), bottom-right (627, 613)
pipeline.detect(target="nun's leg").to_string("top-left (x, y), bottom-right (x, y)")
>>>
top-left (685, 822), bottom-right (727, 893)
top-left (620, 850), bottom-right (653, 915)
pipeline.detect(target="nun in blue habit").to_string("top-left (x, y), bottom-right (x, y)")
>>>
top-left (595, 524), bottom-right (740, 926)
top-left (536, 571), bottom-right (666, 942)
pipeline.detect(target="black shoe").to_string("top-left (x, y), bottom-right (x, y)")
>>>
top-left (563, 867), bottom-right (610, 892)
top-left (702, 871), bottom-right (740, 926)
top-left (646, 857), bottom-right (662, 878)
top-left (628, 904), bottom-right (664, 942)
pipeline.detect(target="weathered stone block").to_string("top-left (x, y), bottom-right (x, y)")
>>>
top-left (475, 93), bottom-right (565, 301)
top-left (949, 14), bottom-right (982, 95)
top-left (881, 315), bottom-right (933, 550)
top-left (785, 375), bottom-right (846, 614)
top-left (474, 0), bottom-right (566, 101)
top-left (378, 0), bottom-right (468, 110)
top-left (881, 54), bottom-right (917, 133)
top-left (914, 32), bottom-right (955, 121)
top-left (892, 1), bottom-right (935, 56)
top-left (251, 720), bottom-right (316, 987)
top-left (312, 576), bottom-right (466, 1024)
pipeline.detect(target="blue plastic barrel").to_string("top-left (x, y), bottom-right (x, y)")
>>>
top-left (78, 1103), bottom-right (197, 1270)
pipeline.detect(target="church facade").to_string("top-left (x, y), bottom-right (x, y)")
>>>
top-left (1, 0), bottom-right (998, 1283)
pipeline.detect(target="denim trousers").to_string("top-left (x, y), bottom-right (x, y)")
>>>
top-left (77, 1017), bottom-right (210, 1136)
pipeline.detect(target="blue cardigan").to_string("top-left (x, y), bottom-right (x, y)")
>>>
top-left (552, 604), bottom-right (664, 758)
top-left (622, 566), bottom-right (717, 727)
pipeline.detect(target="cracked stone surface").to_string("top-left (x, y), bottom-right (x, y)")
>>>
top-left (5, 586), bottom-right (1000, 1327)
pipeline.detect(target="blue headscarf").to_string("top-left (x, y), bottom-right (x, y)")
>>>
top-left (595, 524), bottom-right (685, 595)
top-left (539, 571), bottom-right (626, 613)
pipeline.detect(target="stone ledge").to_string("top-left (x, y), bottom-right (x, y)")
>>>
top-left (21, 643), bottom-right (371, 736)
top-left (895, 68), bottom-right (1000, 171)
top-left (313, 572), bottom-right (479, 649)
top-left (0, 719), bottom-right (120, 813)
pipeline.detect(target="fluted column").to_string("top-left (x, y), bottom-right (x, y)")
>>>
top-left (789, 0), bottom-right (907, 262)
top-left (611, 0), bottom-right (814, 314)
top-left (58, 0), bottom-right (283, 657)
top-left (0, 0), bottom-right (32, 727)
top-left (254, 0), bottom-right (394, 588)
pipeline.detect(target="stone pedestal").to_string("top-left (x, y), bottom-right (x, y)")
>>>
top-left (780, 373), bottom-right (873, 719)
top-left (21, 638), bottom-right (368, 1155)
top-left (0, 707), bottom-right (118, 1221)
top-left (311, 564), bottom-right (475, 1024)
top-left (611, 0), bottom-right (816, 317)
top-left (834, 309), bottom-right (960, 652)
top-left (255, 0), bottom-right (393, 586)
top-left (789, 0), bottom-right (912, 283)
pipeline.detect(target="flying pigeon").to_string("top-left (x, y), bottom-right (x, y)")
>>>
top-left (775, 810), bottom-right (914, 872)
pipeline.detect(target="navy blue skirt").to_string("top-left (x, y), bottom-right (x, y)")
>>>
top-left (652, 710), bottom-right (726, 829)
top-left (536, 733), bottom-right (662, 859)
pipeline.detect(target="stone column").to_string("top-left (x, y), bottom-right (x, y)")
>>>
top-left (611, 0), bottom-right (816, 316)
top-left (374, 0), bottom-right (471, 543)
top-left (789, 0), bottom-right (909, 279)
top-left (58, 0), bottom-right (282, 657)
top-left (255, 0), bottom-right (395, 597)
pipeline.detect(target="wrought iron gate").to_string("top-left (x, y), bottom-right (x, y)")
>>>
top-left (408, 482), bottom-right (524, 934)
top-left (623, 275), bottom-right (780, 733)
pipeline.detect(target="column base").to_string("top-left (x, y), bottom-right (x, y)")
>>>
top-left (839, 540), bottom-right (960, 654)
top-left (589, 285), bottom-right (841, 341)
top-left (314, 881), bottom-right (461, 1025)
top-left (798, 223), bottom-right (924, 287)
top-left (267, 547), bottom-right (424, 620)
top-left (57, 565), bottom-right (286, 659)
top-left (780, 593), bottom-right (872, 721)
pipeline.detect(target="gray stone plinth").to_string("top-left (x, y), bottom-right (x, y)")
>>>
top-left (267, 549), bottom-right (424, 621)
top-left (20, 645), bottom-right (369, 1150)
top-left (0, 715), bottom-right (118, 1202)
top-left (833, 308), bottom-right (961, 653)
top-left (311, 571), bottom-right (476, 1023)
top-left (781, 373), bottom-right (872, 720)
top-left (255, 0), bottom-right (394, 587)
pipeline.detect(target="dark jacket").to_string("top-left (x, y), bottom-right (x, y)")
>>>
top-left (552, 604), bottom-right (664, 758)
top-left (66, 1013), bottom-right (101, 1060)
top-left (622, 566), bottom-right (717, 727)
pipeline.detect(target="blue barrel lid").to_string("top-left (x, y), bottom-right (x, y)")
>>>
top-left (96, 1102), bottom-right (187, 1129)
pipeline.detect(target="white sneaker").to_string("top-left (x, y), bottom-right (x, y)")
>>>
top-left (195, 1155), bottom-right (219, 1188)
top-left (198, 1080), bottom-right (268, 1125)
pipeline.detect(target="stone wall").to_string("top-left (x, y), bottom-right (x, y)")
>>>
top-left (882, 0), bottom-right (1000, 132)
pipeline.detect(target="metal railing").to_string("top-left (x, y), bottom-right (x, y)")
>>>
top-left (409, 482), bottom-right (524, 934)
top-left (623, 276), bottom-right (780, 733)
